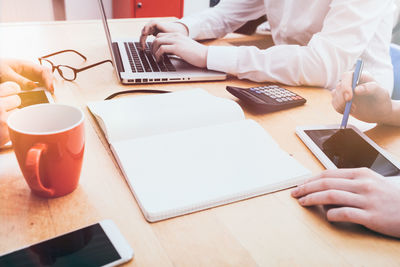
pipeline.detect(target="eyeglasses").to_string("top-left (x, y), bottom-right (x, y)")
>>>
top-left (38, 50), bottom-right (112, 81)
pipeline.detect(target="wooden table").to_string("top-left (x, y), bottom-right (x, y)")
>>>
top-left (1, 18), bottom-right (400, 266)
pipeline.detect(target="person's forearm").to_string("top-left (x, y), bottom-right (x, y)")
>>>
top-left (179, 0), bottom-right (265, 40)
top-left (207, 43), bottom-right (360, 89)
top-left (206, 0), bottom-right (393, 90)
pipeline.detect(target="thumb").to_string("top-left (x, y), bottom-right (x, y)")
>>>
top-left (354, 82), bottom-right (382, 97)
top-left (5, 71), bottom-right (37, 90)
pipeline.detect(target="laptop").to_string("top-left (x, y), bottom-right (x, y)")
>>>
top-left (97, 0), bottom-right (227, 84)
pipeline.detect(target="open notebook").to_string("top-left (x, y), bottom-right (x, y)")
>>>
top-left (88, 89), bottom-right (311, 222)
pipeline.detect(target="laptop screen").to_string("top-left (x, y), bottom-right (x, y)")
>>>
top-left (97, 0), bottom-right (117, 70)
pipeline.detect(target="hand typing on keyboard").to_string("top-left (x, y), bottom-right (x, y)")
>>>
top-left (140, 21), bottom-right (189, 50)
top-left (140, 21), bottom-right (208, 69)
top-left (151, 32), bottom-right (208, 68)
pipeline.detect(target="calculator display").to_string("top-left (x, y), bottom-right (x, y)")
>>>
top-left (304, 128), bottom-right (400, 177)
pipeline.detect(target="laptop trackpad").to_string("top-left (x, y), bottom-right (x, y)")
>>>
top-left (169, 56), bottom-right (198, 70)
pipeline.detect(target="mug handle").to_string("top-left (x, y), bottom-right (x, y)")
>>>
top-left (25, 143), bottom-right (55, 197)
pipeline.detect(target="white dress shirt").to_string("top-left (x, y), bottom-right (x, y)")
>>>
top-left (179, 0), bottom-right (395, 93)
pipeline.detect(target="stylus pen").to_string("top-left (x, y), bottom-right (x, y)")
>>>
top-left (340, 59), bottom-right (364, 129)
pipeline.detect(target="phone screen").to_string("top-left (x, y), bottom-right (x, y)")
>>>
top-left (304, 128), bottom-right (400, 177)
top-left (18, 90), bottom-right (50, 108)
top-left (0, 223), bottom-right (121, 267)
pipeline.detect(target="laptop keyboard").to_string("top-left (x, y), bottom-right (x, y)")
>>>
top-left (124, 42), bottom-right (176, 73)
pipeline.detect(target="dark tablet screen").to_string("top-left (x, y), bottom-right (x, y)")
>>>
top-left (304, 128), bottom-right (400, 177)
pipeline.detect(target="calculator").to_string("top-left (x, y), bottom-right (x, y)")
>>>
top-left (226, 85), bottom-right (306, 112)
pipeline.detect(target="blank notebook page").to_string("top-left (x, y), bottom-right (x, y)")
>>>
top-left (111, 119), bottom-right (310, 222)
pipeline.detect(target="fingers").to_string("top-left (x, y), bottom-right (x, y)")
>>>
top-left (292, 178), bottom-right (359, 198)
top-left (0, 105), bottom-right (10, 146)
top-left (4, 69), bottom-right (37, 91)
top-left (292, 168), bottom-right (376, 197)
top-left (339, 72), bottom-right (354, 101)
top-left (297, 189), bottom-right (366, 208)
top-left (354, 81), bottom-right (387, 98)
top-left (0, 82), bottom-right (22, 111)
top-left (152, 34), bottom-right (177, 59)
top-left (357, 71), bottom-right (375, 84)
top-left (303, 168), bottom-right (371, 184)
top-left (0, 95), bottom-right (21, 111)
top-left (339, 72), bottom-right (374, 96)
top-left (0, 81), bottom-right (21, 96)
top-left (333, 71), bottom-right (378, 109)
top-left (332, 72), bottom-right (353, 113)
top-left (331, 88), bottom-right (346, 114)
top-left (332, 71), bottom-right (376, 113)
top-left (1, 59), bottom-right (54, 92)
top-left (140, 21), bottom-right (159, 50)
top-left (154, 45), bottom-right (175, 62)
top-left (326, 207), bottom-right (369, 225)
top-left (18, 60), bottom-right (54, 93)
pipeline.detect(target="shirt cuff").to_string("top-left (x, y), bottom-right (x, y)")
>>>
top-left (207, 46), bottom-right (239, 74)
top-left (177, 17), bottom-right (201, 39)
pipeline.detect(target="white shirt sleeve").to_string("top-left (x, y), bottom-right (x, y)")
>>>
top-left (179, 0), bottom-right (266, 40)
top-left (181, 0), bottom-right (394, 91)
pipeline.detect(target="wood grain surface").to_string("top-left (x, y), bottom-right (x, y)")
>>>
top-left (1, 18), bottom-right (399, 266)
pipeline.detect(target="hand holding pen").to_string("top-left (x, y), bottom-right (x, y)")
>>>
top-left (340, 59), bottom-right (364, 128)
top-left (332, 63), bottom-right (393, 125)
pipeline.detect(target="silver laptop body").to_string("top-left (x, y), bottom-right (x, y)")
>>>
top-left (97, 0), bottom-right (227, 84)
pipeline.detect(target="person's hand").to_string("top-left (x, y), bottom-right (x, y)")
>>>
top-left (140, 21), bottom-right (189, 50)
top-left (331, 72), bottom-right (392, 124)
top-left (0, 81), bottom-right (21, 146)
top-left (0, 59), bottom-right (54, 93)
top-left (151, 32), bottom-right (208, 68)
top-left (291, 168), bottom-right (400, 238)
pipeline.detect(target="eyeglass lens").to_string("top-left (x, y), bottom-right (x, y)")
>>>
top-left (57, 65), bottom-right (76, 81)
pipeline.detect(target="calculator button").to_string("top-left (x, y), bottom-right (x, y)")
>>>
top-left (226, 85), bottom-right (306, 112)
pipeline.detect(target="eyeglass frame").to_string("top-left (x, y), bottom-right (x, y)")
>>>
top-left (38, 49), bottom-right (112, 81)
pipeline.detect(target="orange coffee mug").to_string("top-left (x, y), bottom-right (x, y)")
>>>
top-left (7, 104), bottom-right (85, 198)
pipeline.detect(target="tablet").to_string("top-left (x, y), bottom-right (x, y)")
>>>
top-left (296, 125), bottom-right (400, 177)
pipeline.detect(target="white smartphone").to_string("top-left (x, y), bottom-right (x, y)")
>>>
top-left (0, 220), bottom-right (134, 267)
top-left (296, 124), bottom-right (400, 177)
top-left (18, 89), bottom-right (54, 108)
